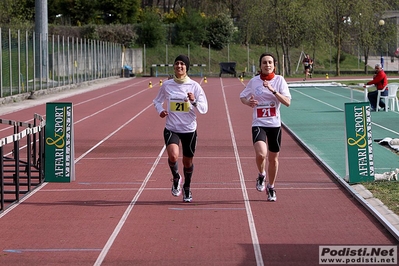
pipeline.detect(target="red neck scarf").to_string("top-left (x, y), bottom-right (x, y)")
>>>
top-left (259, 72), bottom-right (275, 81)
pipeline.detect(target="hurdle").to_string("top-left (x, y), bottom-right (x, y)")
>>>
top-left (151, 64), bottom-right (206, 77)
top-left (0, 114), bottom-right (46, 212)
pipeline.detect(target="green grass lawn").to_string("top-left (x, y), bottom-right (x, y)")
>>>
top-left (363, 181), bottom-right (399, 215)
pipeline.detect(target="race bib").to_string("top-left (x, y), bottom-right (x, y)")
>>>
top-left (256, 105), bottom-right (276, 118)
top-left (170, 99), bottom-right (190, 112)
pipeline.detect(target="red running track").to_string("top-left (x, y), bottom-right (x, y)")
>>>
top-left (0, 77), bottom-right (397, 266)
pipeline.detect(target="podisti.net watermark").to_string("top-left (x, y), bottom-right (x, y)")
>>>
top-left (319, 245), bottom-right (397, 264)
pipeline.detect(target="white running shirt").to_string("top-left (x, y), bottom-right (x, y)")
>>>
top-left (240, 75), bottom-right (291, 127)
top-left (153, 77), bottom-right (208, 133)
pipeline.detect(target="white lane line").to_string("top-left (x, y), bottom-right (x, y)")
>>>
top-left (74, 87), bottom-right (150, 124)
top-left (169, 207), bottom-right (246, 211)
top-left (0, 182), bottom-right (48, 219)
top-left (75, 103), bottom-right (152, 163)
top-left (0, 78), bottom-right (150, 132)
top-left (290, 88), bottom-right (343, 111)
top-left (290, 87), bottom-right (399, 135)
top-left (0, 103), bottom-right (153, 218)
top-left (81, 156), bottom-right (313, 160)
top-left (93, 145), bottom-right (165, 266)
top-left (220, 78), bottom-right (264, 266)
top-left (41, 187), bottom-right (338, 192)
top-left (73, 79), bottom-right (151, 107)
top-left (0, 82), bottom-right (151, 157)
top-left (4, 248), bottom-right (101, 253)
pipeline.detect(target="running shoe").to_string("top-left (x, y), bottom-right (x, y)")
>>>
top-left (183, 189), bottom-right (192, 203)
top-left (267, 186), bottom-right (277, 202)
top-left (256, 174), bottom-right (266, 192)
top-left (171, 174), bottom-right (181, 197)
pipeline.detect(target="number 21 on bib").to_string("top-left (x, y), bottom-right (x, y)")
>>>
top-left (256, 105), bottom-right (276, 118)
top-left (170, 100), bottom-right (190, 112)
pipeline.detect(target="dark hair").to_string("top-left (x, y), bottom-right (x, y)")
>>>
top-left (259, 53), bottom-right (277, 67)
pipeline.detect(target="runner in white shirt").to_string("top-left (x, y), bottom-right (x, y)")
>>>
top-left (153, 55), bottom-right (208, 202)
top-left (240, 53), bottom-right (291, 201)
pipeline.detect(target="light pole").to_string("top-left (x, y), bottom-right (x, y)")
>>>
top-left (379, 19), bottom-right (385, 69)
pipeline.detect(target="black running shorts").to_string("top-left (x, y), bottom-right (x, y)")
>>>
top-left (163, 128), bottom-right (197, 157)
top-left (251, 126), bottom-right (281, 153)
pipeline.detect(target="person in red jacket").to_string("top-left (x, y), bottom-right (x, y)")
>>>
top-left (365, 63), bottom-right (388, 111)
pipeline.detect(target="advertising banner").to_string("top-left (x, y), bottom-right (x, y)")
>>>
top-left (44, 102), bottom-right (75, 182)
top-left (344, 102), bottom-right (374, 183)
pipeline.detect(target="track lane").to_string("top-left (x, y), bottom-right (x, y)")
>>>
top-left (99, 77), bottom-right (263, 265)
top-left (0, 78), bottom-right (166, 265)
top-left (223, 77), bottom-right (397, 265)
top-left (0, 77), bottom-right (396, 266)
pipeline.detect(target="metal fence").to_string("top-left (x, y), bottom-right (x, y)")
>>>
top-left (0, 28), bottom-right (123, 98)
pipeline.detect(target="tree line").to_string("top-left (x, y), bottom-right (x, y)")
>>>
top-left (0, 0), bottom-right (398, 76)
